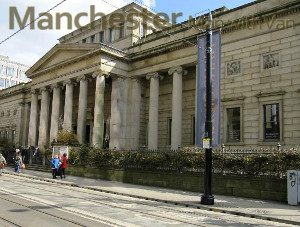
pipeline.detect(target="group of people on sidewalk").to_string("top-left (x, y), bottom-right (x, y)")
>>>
top-left (0, 148), bottom-right (68, 179)
top-left (51, 153), bottom-right (67, 179)
top-left (0, 148), bottom-right (24, 175)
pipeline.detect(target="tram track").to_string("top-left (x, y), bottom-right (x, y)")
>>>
top-left (0, 174), bottom-right (279, 227)
top-left (0, 191), bottom-right (123, 227)
top-left (0, 215), bottom-right (21, 227)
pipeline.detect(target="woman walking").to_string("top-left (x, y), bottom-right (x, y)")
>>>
top-left (0, 152), bottom-right (6, 176)
top-left (15, 153), bottom-right (23, 173)
top-left (61, 153), bottom-right (67, 178)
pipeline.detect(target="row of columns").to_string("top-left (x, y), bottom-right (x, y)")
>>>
top-left (28, 71), bottom-right (107, 149)
top-left (147, 66), bottom-right (187, 150)
top-left (28, 65), bottom-right (186, 150)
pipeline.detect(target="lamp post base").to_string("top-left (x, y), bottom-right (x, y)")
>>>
top-left (201, 195), bottom-right (214, 205)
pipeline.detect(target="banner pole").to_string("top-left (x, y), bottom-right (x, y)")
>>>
top-left (201, 10), bottom-right (214, 205)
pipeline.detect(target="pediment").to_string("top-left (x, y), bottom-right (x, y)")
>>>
top-left (41, 50), bottom-right (89, 69)
top-left (27, 44), bottom-right (100, 77)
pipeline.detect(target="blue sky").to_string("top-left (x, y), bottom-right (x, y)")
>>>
top-left (0, 0), bottom-right (254, 66)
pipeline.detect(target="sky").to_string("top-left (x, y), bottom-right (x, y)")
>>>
top-left (0, 0), bottom-right (255, 67)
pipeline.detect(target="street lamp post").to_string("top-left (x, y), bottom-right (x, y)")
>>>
top-left (201, 10), bottom-right (214, 205)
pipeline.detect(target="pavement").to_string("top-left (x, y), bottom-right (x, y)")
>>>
top-left (3, 167), bottom-right (300, 226)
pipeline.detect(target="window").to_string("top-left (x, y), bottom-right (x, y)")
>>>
top-left (6, 79), bottom-right (10, 88)
top-left (168, 118), bottom-right (172, 145)
top-left (0, 78), bottom-right (4, 87)
top-left (11, 80), bottom-right (16, 86)
top-left (119, 23), bottom-right (124, 39)
top-left (99, 31), bottom-right (104, 43)
top-left (82, 38), bottom-right (87, 43)
top-left (3, 66), bottom-right (6, 76)
top-left (0, 65), bottom-right (2, 75)
top-left (21, 71), bottom-right (27, 80)
top-left (12, 130), bottom-right (15, 145)
top-left (263, 104), bottom-right (279, 141)
top-left (109, 28), bottom-right (114, 42)
top-left (227, 108), bottom-right (241, 142)
top-left (140, 23), bottom-right (145, 37)
top-left (7, 67), bottom-right (14, 76)
top-left (90, 35), bottom-right (95, 43)
top-left (192, 116), bottom-right (195, 145)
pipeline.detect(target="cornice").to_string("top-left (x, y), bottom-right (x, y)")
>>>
top-left (129, 2), bottom-right (300, 61)
top-left (256, 90), bottom-right (286, 98)
top-left (0, 83), bottom-right (30, 98)
top-left (221, 96), bottom-right (246, 102)
top-left (28, 43), bottom-right (128, 78)
top-left (31, 62), bottom-right (102, 88)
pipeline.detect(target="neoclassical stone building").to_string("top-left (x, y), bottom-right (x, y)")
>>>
top-left (0, 0), bottom-right (299, 150)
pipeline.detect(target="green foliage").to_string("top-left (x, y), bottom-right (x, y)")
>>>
top-left (43, 147), bottom-right (52, 163)
top-left (67, 146), bottom-right (300, 177)
top-left (56, 130), bottom-right (79, 145)
top-left (0, 137), bottom-right (13, 158)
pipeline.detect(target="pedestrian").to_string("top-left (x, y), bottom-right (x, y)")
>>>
top-left (61, 153), bottom-right (67, 178)
top-left (15, 153), bottom-right (23, 173)
top-left (0, 152), bottom-right (7, 176)
top-left (13, 148), bottom-right (20, 172)
top-left (57, 153), bottom-right (63, 178)
top-left (50, 155), bottom-right (60, 179)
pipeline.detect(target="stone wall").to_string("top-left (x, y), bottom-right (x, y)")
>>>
top-left (66, 166), bottom-right (287, 202)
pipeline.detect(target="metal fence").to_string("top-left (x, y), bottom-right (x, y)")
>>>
top-left (74, 145), bottom-right (299, 178)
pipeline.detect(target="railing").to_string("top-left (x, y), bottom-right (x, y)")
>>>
top-left (67, 144), bottom-right (299, 178)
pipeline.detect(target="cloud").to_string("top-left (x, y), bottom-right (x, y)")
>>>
top-left (143, 0), bottom-right (156, 9)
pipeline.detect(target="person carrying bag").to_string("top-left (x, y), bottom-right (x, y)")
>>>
top-left (0, 152), bottom-right (7, 176)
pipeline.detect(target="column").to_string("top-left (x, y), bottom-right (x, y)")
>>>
top-left (110, 77), bottom-right (127, 149)
top-left (50, 84), bottom-right (62, 141)
top-left (125, 78), bottom-right (141, 149)
top-left (146, 72), bottom-right (163, 150)
top-left (22, 102), bottom-right (31, 146)
top-left (131, 79), bottom-right (141, 149)
top-left (168, 66), bottom-right (187, 150)
top-left (28, 90), bottom-right (39, 146)
top-left (63, 80), bottom-right (75, 131)
top-left (92, 71), bottom-right (106, 148)
top-left (38, 87), bottom-right (50, 148)
top-left (77, 76), bottom-right (89, 144)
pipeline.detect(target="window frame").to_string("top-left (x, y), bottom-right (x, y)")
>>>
top-left (99, 31), bottom-right (104, 43)
top-left (226, 107), bottom-right (241, 143)
top-left (222, 98), bottom-right (244, 146)
top-left (263, 103), bottom-right (280, 142)
top-left (167, 118), bottom-right (172, 146)
top-left (109, 28), bottom-right (114, 42)
top-left (90, 34), bottom-right (95, 43)
top-left (258, 92), bottom-right (284, 145)
top-left (119, 23), bottom-right (124, 39)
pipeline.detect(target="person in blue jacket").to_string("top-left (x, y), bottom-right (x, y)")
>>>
top-left (51, 155), bottom-right (60, 179)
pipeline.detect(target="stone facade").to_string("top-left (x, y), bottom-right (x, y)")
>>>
top-left (0, 0), bottom-right (299, 150)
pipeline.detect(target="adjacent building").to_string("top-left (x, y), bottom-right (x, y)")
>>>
top-left (0, 0), bottom-right (299, 150)
top-left (0, 55), bottom-right (30, 90)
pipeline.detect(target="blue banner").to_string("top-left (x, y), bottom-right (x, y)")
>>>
top-left (196, 31), bottom-right (221, 147)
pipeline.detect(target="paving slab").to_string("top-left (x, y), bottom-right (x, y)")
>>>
top-left (3, 167), bottom-right (300, 226)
